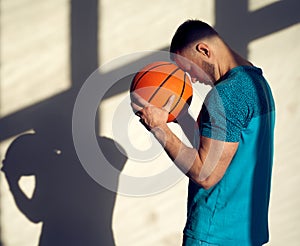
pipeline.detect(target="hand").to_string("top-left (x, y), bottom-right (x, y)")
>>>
top-left (131, 93), bottom-right (175, 130)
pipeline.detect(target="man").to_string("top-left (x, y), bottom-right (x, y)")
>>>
top-left (131, 20), bottom-right (275, 245)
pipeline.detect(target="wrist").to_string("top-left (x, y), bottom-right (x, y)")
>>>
top-left (151, 124), bottom-right (169, 145)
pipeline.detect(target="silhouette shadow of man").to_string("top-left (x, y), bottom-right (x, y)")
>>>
top-left (1, 106), bottom-right (127, 246)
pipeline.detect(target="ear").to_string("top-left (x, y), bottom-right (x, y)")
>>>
top-left (195, 42), bottom-right (210, 58)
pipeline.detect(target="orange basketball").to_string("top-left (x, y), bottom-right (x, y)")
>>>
top-left (130, 61), bottom-right (193, 122)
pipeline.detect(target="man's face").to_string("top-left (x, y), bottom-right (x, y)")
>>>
top-left (174, 49), bottom-right (214, 85)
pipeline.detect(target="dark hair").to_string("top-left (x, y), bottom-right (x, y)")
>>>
top-left (170, 20), bottom-right (218, 59)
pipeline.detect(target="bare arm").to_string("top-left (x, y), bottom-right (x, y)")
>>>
top-left (152, 125), bottom-right (238, 189)
top-left (131, 94), bottom-right (238, 189)
top-left (1, 166), bottom-right (42, 223)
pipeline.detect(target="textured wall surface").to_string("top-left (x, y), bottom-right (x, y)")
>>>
top-left (1, 0), bottom-right (300, 245)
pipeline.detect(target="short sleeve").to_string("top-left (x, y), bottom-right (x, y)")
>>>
top-left (199, 86), bottom-right (249, 142)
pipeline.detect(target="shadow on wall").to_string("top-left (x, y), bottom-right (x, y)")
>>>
top-left (1, 0), bottom-right (300, 245)
top-left (1, 0), bottom-right (127, 245)
top-left (2, 132), bottom-right (127, 246)
top-left (215, 0), bottom-right (300, 58)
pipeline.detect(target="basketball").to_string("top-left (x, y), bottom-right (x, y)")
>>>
top-left (130, 61), bottom-right (193, 122)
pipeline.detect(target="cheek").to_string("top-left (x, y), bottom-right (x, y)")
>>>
top-left (192, 66), bottom-right (204, 78)
top-left (202, 61), bottom-right (215, 77)
top-left (194, 67), bottom-right (212, 83)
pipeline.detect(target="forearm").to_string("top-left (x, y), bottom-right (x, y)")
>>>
top-left (6, 179), bottom-right (41, 223)
top-left (131, 93), bottom-right (218, 187)
top-left (151, 124), bottom-right (202, 180)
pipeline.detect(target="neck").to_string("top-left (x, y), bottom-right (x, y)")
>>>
top-left (214, 40), bottom-right (252, 83)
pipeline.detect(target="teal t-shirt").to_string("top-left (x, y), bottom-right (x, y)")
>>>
top-left (184, 66), bottom-right (275, 245)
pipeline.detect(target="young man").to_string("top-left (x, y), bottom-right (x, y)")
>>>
top-left (131, 20), bottom-right (275, 245)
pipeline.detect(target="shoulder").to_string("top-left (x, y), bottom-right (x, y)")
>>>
top-left (207, 66), bottom-right (271, 112)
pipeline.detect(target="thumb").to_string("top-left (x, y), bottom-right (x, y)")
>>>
top-left (163, 95), bottom-right (176, 112)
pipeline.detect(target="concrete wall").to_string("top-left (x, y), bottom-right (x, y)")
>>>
top-left (1, 0), bottom-right (300, 245)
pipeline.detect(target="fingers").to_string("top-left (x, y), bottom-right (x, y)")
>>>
top-left (131, 101), bottom-right (143, 114)
top-left (131, 92), bottom-right (150, 108)
top-left (131, 92), bottom-right (150, 115)
top-left (131, 93), bottom-right (176, 116)
top-left (131, 101), bottom-right (151, 131)
top-left (139, 118), bottom-right (151, 131)
top-left (162, 95), bottom-right (176, 112)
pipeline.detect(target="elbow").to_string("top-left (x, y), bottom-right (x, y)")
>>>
top-left (193, 175), bottom-right (219, 190)
top-left (29, 216), bottom-right (42, 224)
top-left (192, 178), bottom-right (212, 190)
top-left (190, 163), bottom-right (222, 190)
top-left (199, 179), bottom-right (216, 190)
top-left (26, 211), bottom-right (42, 223)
